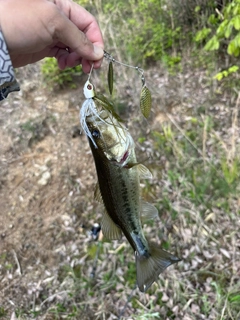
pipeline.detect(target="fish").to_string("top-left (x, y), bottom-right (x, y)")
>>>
top-left (80, 82), bottom-right (180, 292)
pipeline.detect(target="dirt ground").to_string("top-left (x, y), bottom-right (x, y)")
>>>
top-left (0, 61), bottom-right (240, 320)
top-left (0, 64), bottom-right (101, 314)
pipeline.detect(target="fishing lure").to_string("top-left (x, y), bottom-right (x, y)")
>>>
top-left (140, 74), bottom-right (152, 119)
top-left (103, 50), bottom-right (152, 119)
top-left (108, 61), bottom-right (114, 95)
top-left (80, 65), bottom-right (124, 148)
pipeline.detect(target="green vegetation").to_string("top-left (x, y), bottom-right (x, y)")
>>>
top-left (41, 57), bottom-right (82, 89)
top-left (195, 0), bottom-right (240, 80)
top-left (0, 307), bottom-right (7, 318)
top-left (41, 0), bottom-right (223, 85)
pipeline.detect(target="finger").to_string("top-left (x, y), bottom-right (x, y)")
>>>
top-left (55, 49), bottom-right (82, 69)
top-left (52, 10), bottom-right (104, 63)
top-left (81, 58), bottom-right (102, 73)
top-left (55, 0), bottom-right (104, 50)
top-left (81, 59), bottom-right (92, 74)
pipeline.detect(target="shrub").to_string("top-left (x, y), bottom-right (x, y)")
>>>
top-left (41, 58), bottom-right (83, 89)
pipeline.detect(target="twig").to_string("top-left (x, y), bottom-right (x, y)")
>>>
top-left (90, 241), bottom-right (101, 278)
top-left (40, 291), bottom-right (70, 307)
top-left (11, 250), bottom-right (22, 275)
top-left (220, 296), bottom-right (228, 320)
top-left (166, 113), bottom-right (203, 158)
top-left (229, 90), bottom-right (240, 162)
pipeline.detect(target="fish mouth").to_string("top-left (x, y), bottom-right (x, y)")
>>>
top-left (108, 149), bottom-right (129, 167)
top-left (117, 149), bottom-right (130, 167)
top-left (120, 150), bottom-right (129, 164)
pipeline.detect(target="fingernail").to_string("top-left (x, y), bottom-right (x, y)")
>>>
top-left (93, 45), bottom-right (104, 59)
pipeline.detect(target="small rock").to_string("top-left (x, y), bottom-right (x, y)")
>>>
top-left (38, 171), bottom-right (51, 186)
top-left (220, 248), bottom-right (231, 259)
top-left (162, 292), bottom-right (169, 302)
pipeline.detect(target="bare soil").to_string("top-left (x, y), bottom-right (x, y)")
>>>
top-left (0, 64), bottom-right (101, 316)
top-left (0, 62), bottom-right (239, 320)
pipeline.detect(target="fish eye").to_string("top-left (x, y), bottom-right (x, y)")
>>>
top-left (92, 129), bottom-right (100, 139)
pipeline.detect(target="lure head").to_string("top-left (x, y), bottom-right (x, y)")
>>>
top-left (83, 80), bottom-right (95, 99)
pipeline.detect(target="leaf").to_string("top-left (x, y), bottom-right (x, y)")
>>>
top-left (232, 15), bottom-right (240, 30)
top-left (224, 22), bottom-right (233, 38)
top-left (220, 248), bottom-right (231, 259)
top-left (227, 40), bottom-right (240, 56)
top-left (204, 36), bottom-right (220, 51)
top-left (222, 70), bottom-right (228, 77)
top-left (140, 85), bottom-right (152, 118)
top-left (208, 14), bottom-right (218, 25)
top-left (195, 5), bottom-right (200, 13)
top-left (108, 61), bottom-right (114, 95)
top-left (194, 28), bottom-right (211, 42)
top-left (234, 33), bottom-right (240, 47)
top-left (229, 294), bottom-right (240, 303)
top-left (228, 65), bottom-right (239, 73)
top-left (214, 72), bottom-right (224, 81)
top-left (216, 20), bottom-right (229, 37)
top-left (233, 3), bottom-right (240, 16)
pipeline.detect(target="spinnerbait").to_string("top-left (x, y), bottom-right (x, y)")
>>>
top-left (103, 50), bottom-right (152, 119)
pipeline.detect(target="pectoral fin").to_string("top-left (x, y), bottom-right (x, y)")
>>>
top-left (140, 201), bottom-right (158, 222)
top-left (137, 164), bottom-right (152, 179)
top-left (124, 163), bottom-right (152, 179)
top-left (101, 209), bottom-right (122, 240)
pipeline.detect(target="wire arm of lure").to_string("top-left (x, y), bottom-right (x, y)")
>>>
top-left (104, 50), bottom-right (151, 119)
top-left (104, 50), bottom-right (145, 79)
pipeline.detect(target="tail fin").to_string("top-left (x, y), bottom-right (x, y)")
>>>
top-left (136, 244), bottom-right (181, 292)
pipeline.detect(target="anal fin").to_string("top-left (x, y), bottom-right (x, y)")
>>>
top-left (141, 201), bottom-right (158, 222)
top-left (101, 209), bottom-right (122, 240)
top-left (94, 183), bottom-right (102, 203)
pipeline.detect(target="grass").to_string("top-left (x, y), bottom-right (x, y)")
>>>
top-left (6, 92), bottom-right (239, 319)
top-left (1, 71), bottom-right (240, 319)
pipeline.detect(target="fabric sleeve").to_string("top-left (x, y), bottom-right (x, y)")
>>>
top-left (0, 30), bottom-right (20, 101)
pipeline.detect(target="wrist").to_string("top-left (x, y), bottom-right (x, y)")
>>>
top-left (0, 30), bottom-right (20, 100)
top-left (0, 30), bottom-right (15, 85)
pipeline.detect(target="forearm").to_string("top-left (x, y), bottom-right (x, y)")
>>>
top-left (0, 30), bottom-right (20, 100)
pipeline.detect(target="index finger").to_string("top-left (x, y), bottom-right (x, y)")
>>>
top-left (53, 13), bottom-right (103, 62)
top-left (54, 0), bottom-right (104, 49)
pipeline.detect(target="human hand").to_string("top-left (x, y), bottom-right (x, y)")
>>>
top-left (0, 0), bottom-right (104, 73)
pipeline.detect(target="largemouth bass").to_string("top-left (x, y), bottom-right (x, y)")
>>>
top-left (80, 82), bottom-right (180, 292)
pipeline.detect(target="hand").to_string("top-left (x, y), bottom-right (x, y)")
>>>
top-left (0, 0), bottom-right (104, 73)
